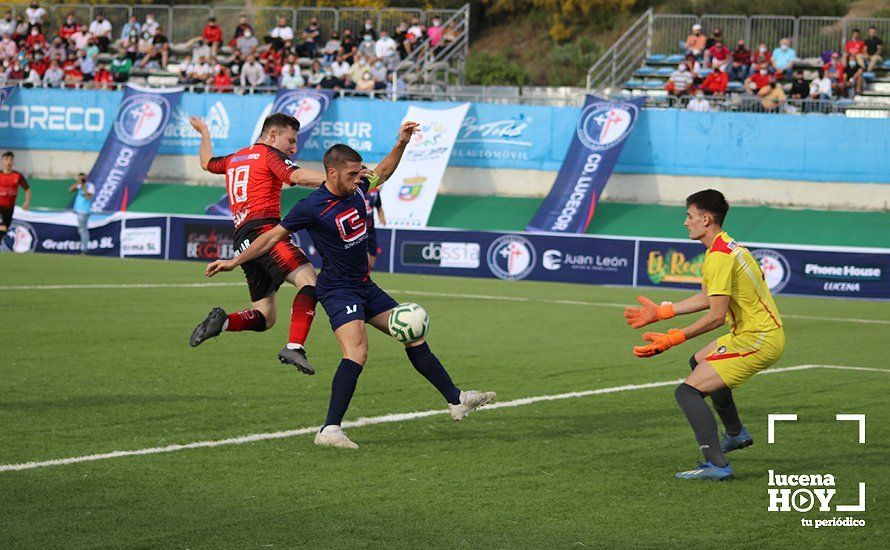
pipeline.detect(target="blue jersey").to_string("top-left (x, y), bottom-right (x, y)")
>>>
top-left (364, 188), bottom-right (381, 229)
top-left (281, 179), bottom-right (371, 287)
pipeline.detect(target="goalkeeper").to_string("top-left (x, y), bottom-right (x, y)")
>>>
top-left (623, 190), bottom-right (785, 481)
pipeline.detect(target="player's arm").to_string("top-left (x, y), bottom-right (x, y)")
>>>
top-left (289, 167), bottom-right (325, 188)
top-left (189, 116), bottom-right (214, 171)
top-left (19, 176), bottom-right (30, 210)
top-left (372, 121), bottom-right (420, 186)
top-left (205, 224), bottom-right (290, 277)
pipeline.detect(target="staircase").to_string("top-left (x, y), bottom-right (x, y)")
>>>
top-left (394, 3), bottom-right (470, 91)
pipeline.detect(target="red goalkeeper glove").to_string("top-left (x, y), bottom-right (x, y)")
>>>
top-left (633, 329), bottom-right (686, 358)
top-left (624, 295), bottom-right (676, 329)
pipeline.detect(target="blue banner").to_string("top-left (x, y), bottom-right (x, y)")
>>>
top-left (526, 95), bottom-right (645, 234)
top-left (204, 88), bottom-right (336, 216)
top-left (0, 85), bottom-right (13, 107)
top-left (87, 85), bottom-right (183, 212)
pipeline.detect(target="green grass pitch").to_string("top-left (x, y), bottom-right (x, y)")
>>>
top-left (1, 253), bottom-right (888, 548)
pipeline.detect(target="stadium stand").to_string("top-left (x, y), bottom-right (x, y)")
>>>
top-left (587, 9), bottom-right (890, 115)
top-left (0, 2), bottom-right (469, 95)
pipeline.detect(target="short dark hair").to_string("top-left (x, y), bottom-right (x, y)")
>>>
top-left (2, 151), bottom-right (13, 159)
top-left (686, 189), bottom-right (729, 226)
top-left (323, 144), bottom-right (363, 170)
top-left (852, 28), bottom-right (860, 34)
top-left (260, 113), bottom-right (300, 137)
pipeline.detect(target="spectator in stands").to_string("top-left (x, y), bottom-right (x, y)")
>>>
top-left (6, 61), bottom-right (25, 83)
top-left (408, 16), bottom-right (425, 43)
top-left (307, 60), bottom-right (324, 86)
top-left (14, 16), bottom-right (29, 40)
top-left (240, 54), bottom-right (266, 88)
top-left (864, 26), bottom-right (883, 72)
top-left (63, 57), bottom-right (83, 87)
top-left (212, 65), bottom-right (232, 93)
top-left (322, 31), bottom-right (341, 64)
top-left (279, 60), bottom-right (305, 89)
top-left (684, 53), bottom-right (702, 85)
top-left (42, 59), bottom-right (63, 87)
top-left (187, 56), bottom-right (212, 85)
top-left (0, 12), bottom-right (14, 38)
top-left (139, 27), bottom-right (169, 70)
top-left (750, 43), bottom-right (771, 72)
top-left (730, 39), bottom-right (751, 81)
top-left (707, 37), bottom-right (730, 70)
top-left (683, 24), bottom-right (706, 57)
top-left (59, 14), bottom-right (80, 41)
top-left (340, 72), bottom-right (356, 91)
top-left (121, 15), bottom-right (140, 42)
top-left (300, 17), bottom-right (322, 58)
top-left (844, 53), bottom-right (864, 96)
top-left (85, 36), bottom-right (99, 59)
top-left (428, 17), bottom-right (444, 49)
top-left (701, 64), bottom-right (728, 95)
top-left (25, 2), bottom-right (46, 30)
top-left (362, 18), bottom-right (377, 41)
top-left (704, 28), bottom-right (723, 54)
top-left (26, 26), bottom-right (45, 49)
top-left (789, 70), bottom-right (809, 99)
top-left (232, 14), bottom-right (252, 45)
top-left (89, 14), bottom-right (113, 53)
top-left (236, 28), bottom-right (258, 57)
top-left (29, 52), bottom-right (48, 79)
top-left (110, 47), bottom-right (132, 83)
top-left (47, 37), bottom-right (67, 62)
top-left (358, 32), bottom-right (376, 59)
top-left (340, 29), bottom-right (357, 63)
top-left (263, 56), bottom-right (280, 83)
top-left (375, 30), bottom-right (398, 64)
top-left (317, 67), bottom-right (339, 90)
top-left (228, 51), bottom-right (243, 79)
top-left (356, 70), bottom-right (376, 95)
top-left (745, 66), bottom-right (771, 93)
top-left (142, 13), bottom-right (159, 37)
top-left (24, 63), bottom-right (42, 87)
top-left (845, 29), bottom-right (866, 67)
top-left (370, 57), bottom-right (388, 87)
top-left (809, 68), bottom-right (832, 100)
top-left (770, 38), bottom-right (796, 80)
top-left (202, 18), bottom-right (223, 57)
top-left (394, 21), bottom-right (411, 58)
top-left (687, 90), bottom-right (710, 112)
top-left (92, 62), bottom-right (113, 88)
top-left (666, 63), bottom-right (694, 96)
top-left (350, 55), bottom-right (372, 84)
top-left (331, 54), bottom-right (350, 80)
top-left (270, 16), bottom-right (294, 46)
top-left (824, 51), bottom-right (846, 96)
top-left (759, 80), bottom-right (786, 112)
top-left (0, 33), bottom-right (15, 58)
top-left (77, 49), bottom-right (94, 81)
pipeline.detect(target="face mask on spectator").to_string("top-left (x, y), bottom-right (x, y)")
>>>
top-left (363, 35), bottom-right (372, 42)
top-left (850, 60), bottom-right (857, 67)
top-left (695, 92), bottom-right (704, 99)
top-left (30, 29), bottom-right (38, 36)
top-left (243, 31), bottom-right (252, 38)
top-left (678, 64), bottom-right (686, 72)
top-left (760, 69), bottom-right (768, 75)
top-left (759, 46), bottom-right (767, 53)
top-left (365, 23), bottom-right (372, 30)
top-left (780, 44), bottom-right (788, 51)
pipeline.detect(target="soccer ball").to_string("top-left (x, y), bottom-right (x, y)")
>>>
top-left (388, 303), bottom-right (429, 343)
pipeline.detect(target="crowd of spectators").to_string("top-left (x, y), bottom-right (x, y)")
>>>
top-left (670, 22), bottom-right (885, 111)
top-left (0, 4), bottom-right (461, 94)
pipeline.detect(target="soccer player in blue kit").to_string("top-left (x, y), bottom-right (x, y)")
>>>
top-left (205, 122), bottom-right (496, 449)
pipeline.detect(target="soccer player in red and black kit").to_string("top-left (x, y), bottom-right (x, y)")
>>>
top-left (0, 151), bottom-right (31, 241)
top-left (188, 113), bottom-right (326, 375)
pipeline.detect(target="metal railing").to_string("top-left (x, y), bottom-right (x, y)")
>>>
top-left (646, 94), bottom-right (890, 116)
top-left (586, 9), bottom-right (654, 95)
top-left (394, 4), bottom-right (470, 91)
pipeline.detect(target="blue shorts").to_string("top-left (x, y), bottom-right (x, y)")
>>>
top-left (367, 227), bottom-right (379, 256)
top-left (317, 281), bottom-right (398, 331)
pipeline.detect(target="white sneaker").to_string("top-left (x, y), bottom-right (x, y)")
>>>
top-left (314, 425), bottom-right (359, 449)
top-left (449, 390), bottom-right (496, 421)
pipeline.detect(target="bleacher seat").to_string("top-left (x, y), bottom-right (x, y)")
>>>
top-left (665, 54), bottom-right (684, 64)
top-left (646, 54), bottom-right (666, 63)
top-left (634, 67), bottom-right (655, 76)
top-left (655, 67), bottom-right (673, 76)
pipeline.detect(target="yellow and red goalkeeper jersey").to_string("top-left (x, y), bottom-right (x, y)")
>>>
top-left (702, 231), bottom-right (783, 335)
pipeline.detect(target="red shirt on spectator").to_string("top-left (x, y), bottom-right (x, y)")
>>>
top-left (824, 61), bottom-right (844, 80)
top-left (29, 59), bottom-right (48, 77)
top-left (749, 71), bottom-right (770, 90)
top-left (26, 33), bottom-right (45, 48)
top-left (709, 43), bottom-right (730, 61)
top-left (213, 72), bottom-right (232, 92)
top-left (93, 68), bottom-right (113, 87)
top-left (702, 70), bottom-right (728, 94)
top-left (203, 23), bottom-right (223, 44)
top-left (750, 50), bottom-right (771, 68)
top-left (59, 23), bottom-right (80, 40)
top-left (845, 39), bottom-right (865, 56)
top-left (732, 46), bottom-right (750, 65)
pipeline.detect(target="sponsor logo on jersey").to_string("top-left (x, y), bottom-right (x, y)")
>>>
top-left (113, 94), bottom-right (173, 147)
top-left (334, 207), bottom-right (366, 243)
top-left (0, 220), bottom-right (37, 253)
top-left (576, 102), bottom-right (639, 151)
top-left (487, 235), bottom-right (536, 281)
top-left (752, 249), bottom-right (791, 294)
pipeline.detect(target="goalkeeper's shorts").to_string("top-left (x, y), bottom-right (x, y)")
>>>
top-left (705, 328), bottom-right (785, 389)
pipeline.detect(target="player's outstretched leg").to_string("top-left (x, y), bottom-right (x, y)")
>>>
top-left (315, 320), bottom-right (366, 449)
top-left (674, 360), bottom-right (734, 481)
top-left (278, 285), bottom-right (317, 375)
top-left (404, 341), bottom-right (496, 421)
top-left (190, 308), bottom-right (267, 347)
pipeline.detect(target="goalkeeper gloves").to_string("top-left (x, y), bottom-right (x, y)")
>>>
top-left (624, 295), bottom-right (675, 329)
top-left (633, 329), bottom-right (686, 358)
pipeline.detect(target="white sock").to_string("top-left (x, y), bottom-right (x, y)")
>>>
top-left (221, 319), bottom-right (229, 331)
top-left (286, 343), bottom-right (303, 351)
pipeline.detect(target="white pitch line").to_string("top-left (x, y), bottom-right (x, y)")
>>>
top-left (1, 283), bottom-right (888, 325)
top-left (1, 364), bottom-right (887, 474)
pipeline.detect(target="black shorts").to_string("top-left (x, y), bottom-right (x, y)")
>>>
top-left (367, 227), bottom-right (379, 257)
top-left (0, 206), bottom-right (13, 229)
top-left (235, 218), bottom-right (311, 302)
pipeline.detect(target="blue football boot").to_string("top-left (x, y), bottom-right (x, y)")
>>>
top-left (675, 461), bottom-right (734, 481)
top-left (721, 426), bottom-right (753, 453)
